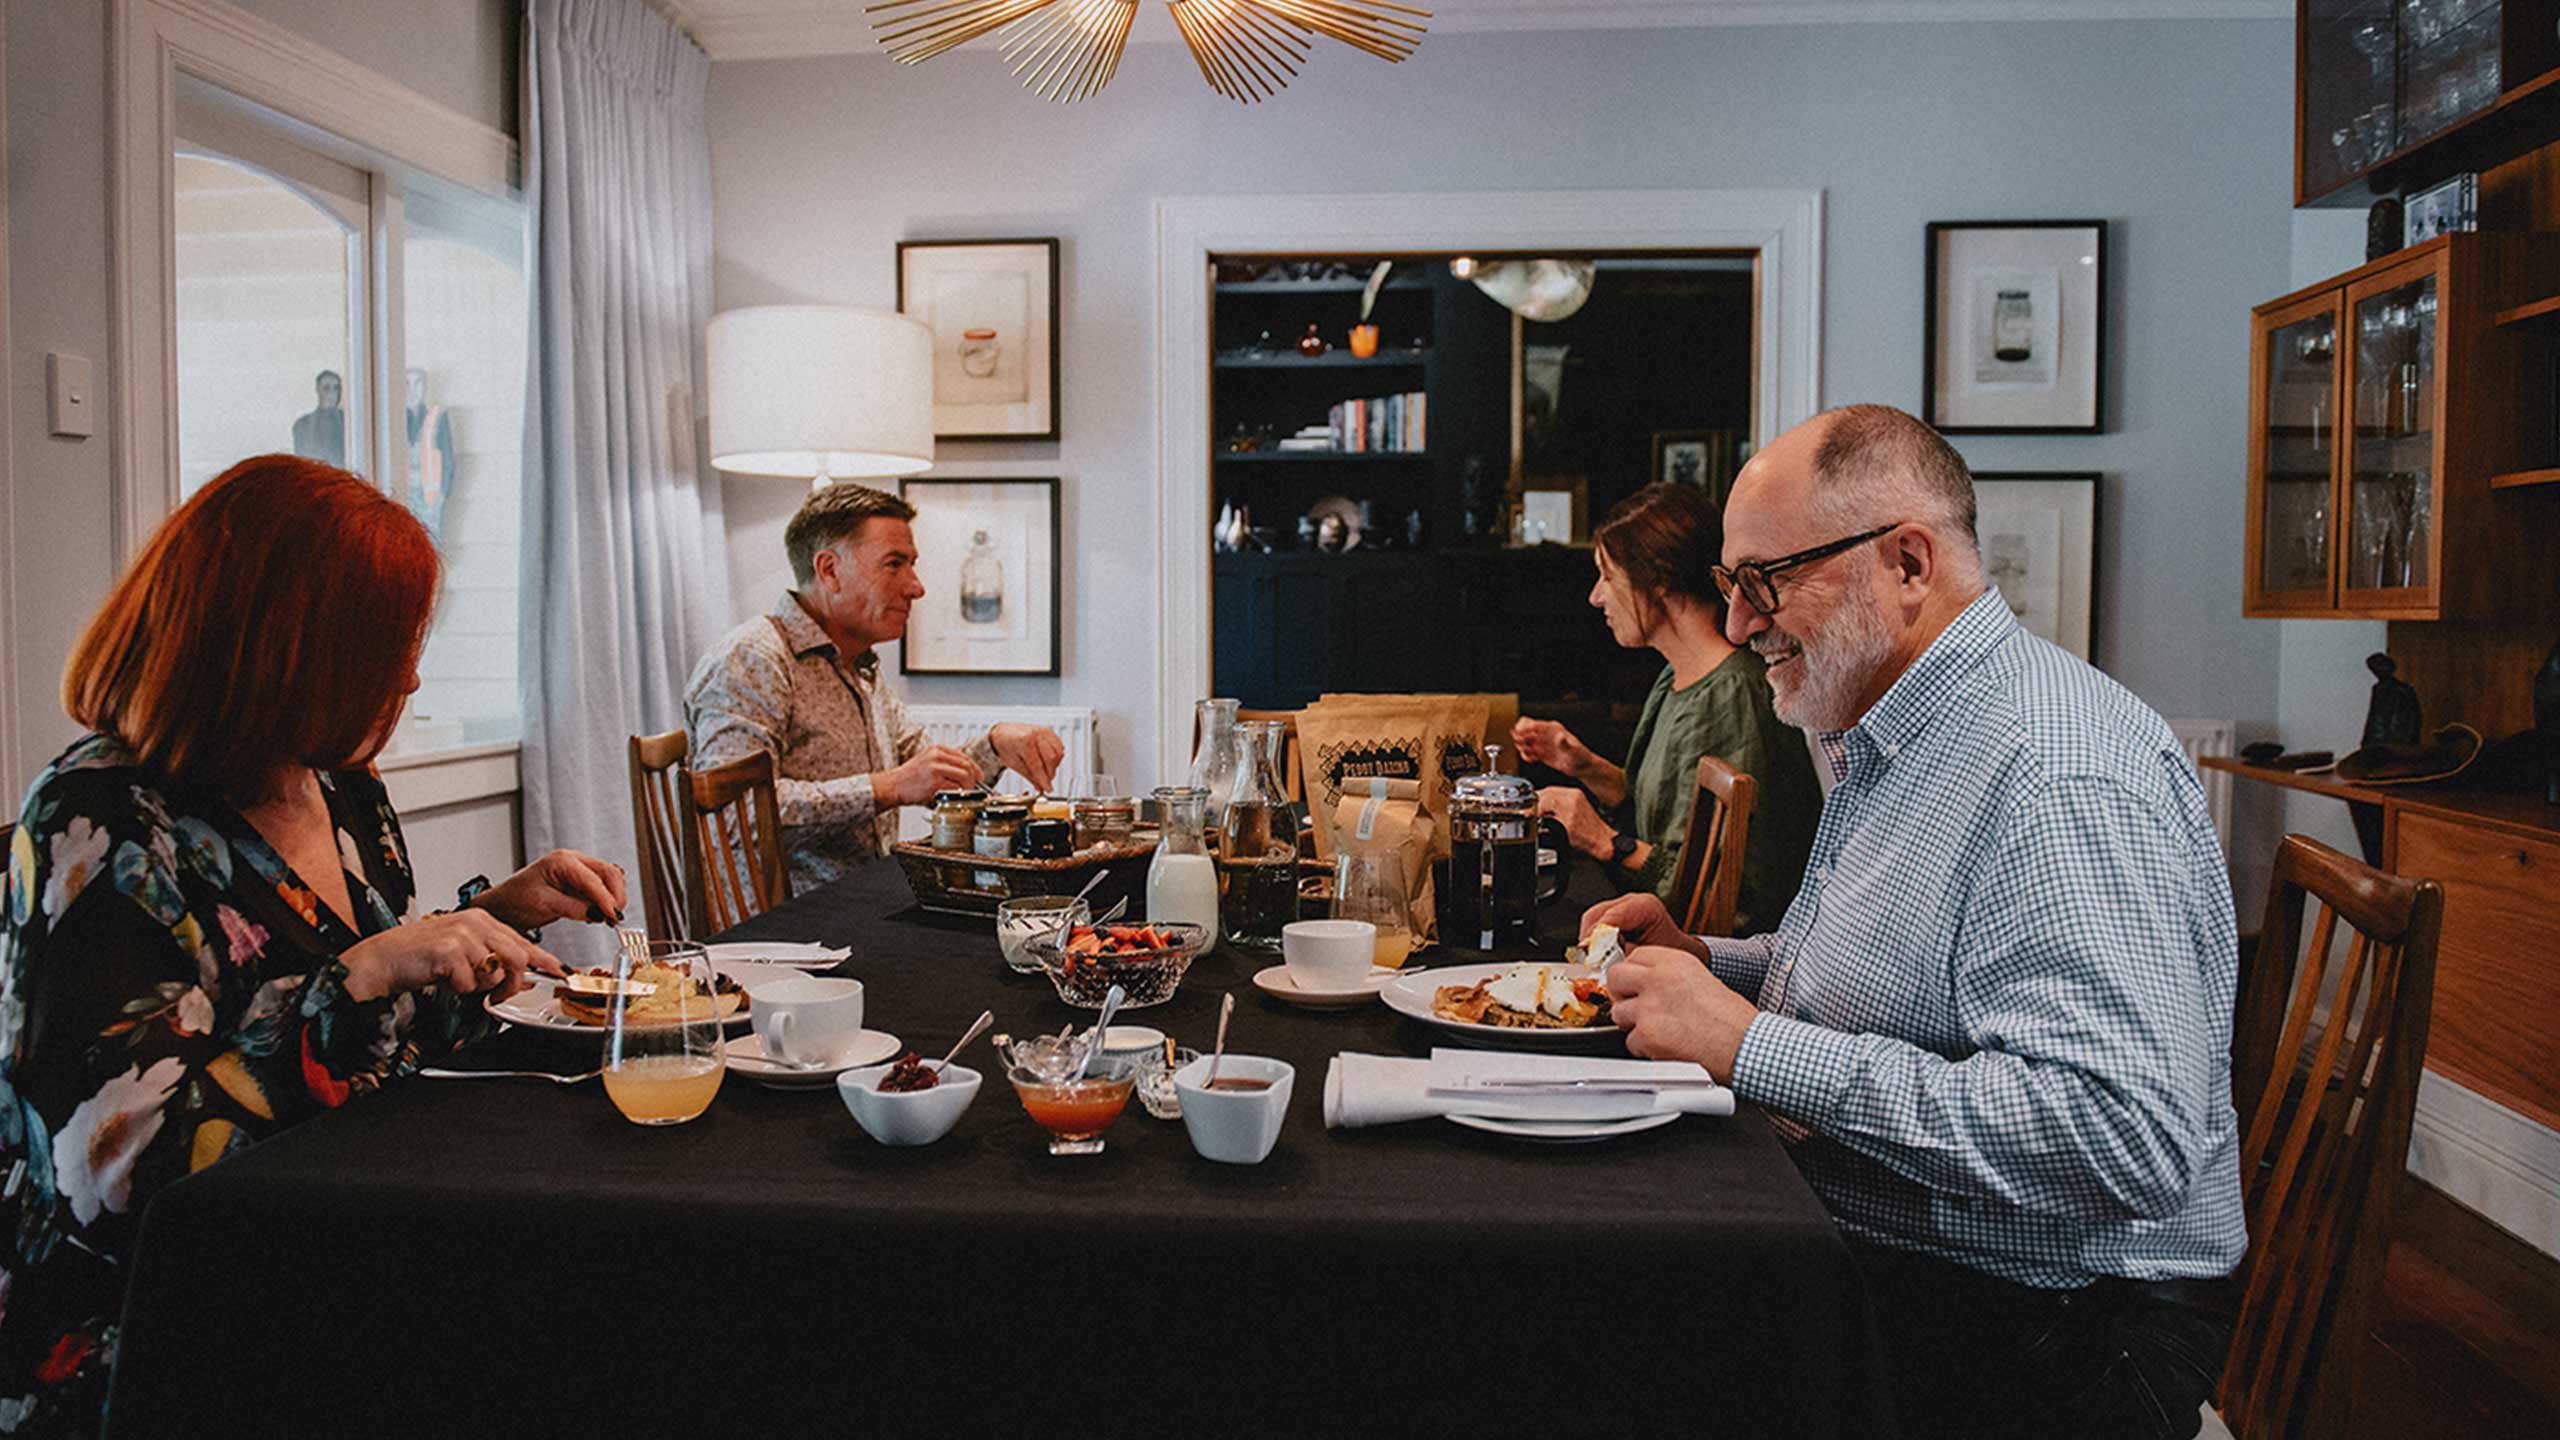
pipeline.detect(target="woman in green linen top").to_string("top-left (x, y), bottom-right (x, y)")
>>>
top-left (1513, 484), bottom-right (1820, 936)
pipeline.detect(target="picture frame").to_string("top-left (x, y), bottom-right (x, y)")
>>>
top-left (1650, 427), bottom-right (1751, 504)
top-left (1924, 221), bottom-right (2106, 434)
top-left (1971, 472), bottom-right (2100, 660)
top-left (897, 476), bottom-right (1061, 676)
top-left (895, 238), bottom-right (1060, 441)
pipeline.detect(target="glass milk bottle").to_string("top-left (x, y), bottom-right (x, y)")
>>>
top-left (1218, 720), bottom-right (1299, 955)
top-left (1146, 785), bottom-right (1221, 950)
top-left (1188, 698), bottom-right (1243, 829)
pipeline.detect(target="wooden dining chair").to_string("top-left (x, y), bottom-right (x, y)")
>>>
top-left (680, 750), bottom-right (788, 937)
top-left (2216, 834), bottom-right (2443, 1440)
top-left (626, 730), bottom-right (692, 942)
top-left (1669, 755), bottom-right (1756, 938)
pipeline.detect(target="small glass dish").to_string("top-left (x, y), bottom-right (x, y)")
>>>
top-left (1136, 1046), bottom-right (1202, 1120)
top-left (996, 894), bottom-right (1089, 975)
top-left (1026, 921), bottom-right (1209, 1009)
top-left (998, 1030), bottom-right (1141, 1156)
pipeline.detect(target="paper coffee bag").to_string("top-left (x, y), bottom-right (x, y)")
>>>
top-left (1330, 776), bottom-right (1438, 943)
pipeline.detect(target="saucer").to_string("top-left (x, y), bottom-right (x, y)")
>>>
top-left (1446, 1111), bottom-right (1678, 1144)
top-left (1251, 964), bottom-right (1395, 1011)
top-left (723, 1028), bottom-right (900, 1088)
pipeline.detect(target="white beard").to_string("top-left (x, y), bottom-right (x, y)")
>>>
top-left (1757, 587), bottom-right (1895, 732)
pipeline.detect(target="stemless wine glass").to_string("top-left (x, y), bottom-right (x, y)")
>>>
top-left (601, 940), bottom-right (728, 1126)
top-left (1334, 851), bottom-right (1415, 970)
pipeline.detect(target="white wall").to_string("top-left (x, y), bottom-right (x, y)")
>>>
top-left (706, 18), bottom-right (2304, 808)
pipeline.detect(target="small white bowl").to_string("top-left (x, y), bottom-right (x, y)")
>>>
top-left (838, 1062), bottom-right (982, 1146)
top-left (1172, 1055), bottom-right (1295, 1165)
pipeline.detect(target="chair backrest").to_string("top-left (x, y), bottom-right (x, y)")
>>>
top-left (1236, 708), bottom-right (1304, 806)
top-left (1670, 755), bottom-right (1756, 938)
top-left (681, 750), bottom-right (788, 936)
top-left (2218, 834), bottom-right (2443, 1440)
top-left (627, 730), bottom-right (691, 942)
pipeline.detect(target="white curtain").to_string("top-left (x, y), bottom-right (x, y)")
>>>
top-left (519, 0), bottom-right (729, 960)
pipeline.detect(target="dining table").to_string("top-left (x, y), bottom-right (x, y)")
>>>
top-left (108, 858), bottom-right (1894, 1437)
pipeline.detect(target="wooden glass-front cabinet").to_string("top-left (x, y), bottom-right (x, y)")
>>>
top-left (2244, 233), bottom-right (2552, 619)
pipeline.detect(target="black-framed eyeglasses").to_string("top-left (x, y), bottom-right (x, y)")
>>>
top-left (1711, 523), bottom-right (1901, 617)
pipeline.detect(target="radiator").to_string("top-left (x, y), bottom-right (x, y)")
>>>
top-left (897, 704), bottom-right (1101, 841)
top-left (2170, 717), bottom-right (2235, 845)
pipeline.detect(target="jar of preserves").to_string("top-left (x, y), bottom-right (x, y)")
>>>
top-left (975, 798), bottom-right (1031, 858)
top-left (930, 790), bottom-right (984, 852)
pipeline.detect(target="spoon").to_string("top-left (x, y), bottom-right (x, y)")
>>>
top-left (1202, 991), bottom-right (1237, 1089)
top-left (1091, 894), bottom-right (1131, 927)
top-left (1069, 984), bottom-right (1127, 1082)
top-left (1071, 869), bottom-right (1110, 906)
top-left (936, 1009), bottom-right (995, 1074)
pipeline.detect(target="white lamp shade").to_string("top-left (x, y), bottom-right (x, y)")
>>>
top-left (707, 305), bottom-right (935, 479)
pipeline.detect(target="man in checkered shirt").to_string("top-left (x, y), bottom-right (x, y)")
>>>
top-left (1593, 405), bottom-right (2244, 1439)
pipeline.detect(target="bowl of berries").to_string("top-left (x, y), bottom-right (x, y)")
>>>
top-left (1025, 922), bottom-right (1209, 1009)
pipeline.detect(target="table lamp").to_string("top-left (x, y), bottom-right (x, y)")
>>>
top-left (707, 304), bottom-right (934, 486)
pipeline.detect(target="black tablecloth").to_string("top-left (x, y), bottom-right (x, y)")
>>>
top-left (110, 864), bottom-right (1890, 1437)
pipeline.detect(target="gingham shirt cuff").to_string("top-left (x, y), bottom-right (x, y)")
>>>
top-left (1703, 934), bottom-right (1776, 999)
top-left (1730, 1012), bottom-right (1859, 1127)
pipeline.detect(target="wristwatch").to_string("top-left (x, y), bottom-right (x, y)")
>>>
top-left (454, 875), bottom-right (544, 942)
top-left (1608, 831), bottom-right (1639, 869)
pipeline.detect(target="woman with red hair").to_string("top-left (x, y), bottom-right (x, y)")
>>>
top-left (0, 455), bottom-right (624, 1435)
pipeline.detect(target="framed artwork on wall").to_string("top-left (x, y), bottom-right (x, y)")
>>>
top-left (895, 238), bottom-right (1060, 441)
top-left (898, 476), bottom-right (1061, 676)
top-left (1971, 471), bottom-right (2099, 660)
top-left (1924, 220), bottom-right (2106, 434)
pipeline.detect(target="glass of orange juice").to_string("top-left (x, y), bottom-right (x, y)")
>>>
top-left (601, 940), bottom-right (728, 1126)
top-left (1334, 852), bottom-right (1415, 969)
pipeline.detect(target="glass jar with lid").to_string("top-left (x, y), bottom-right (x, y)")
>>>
top-left (930, 789), bottom-right (985, 852)
top-left (975, 798), bottom-right (1031, 858)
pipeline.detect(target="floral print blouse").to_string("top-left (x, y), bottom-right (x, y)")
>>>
top-left (0, 734), bottom-right (488, 1437)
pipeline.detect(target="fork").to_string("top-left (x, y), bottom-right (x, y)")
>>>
top-left (417, 1067), bottom-right (602, 1085)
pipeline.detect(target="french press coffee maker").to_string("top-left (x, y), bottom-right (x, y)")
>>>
top-left (1438, 754), bottom-right (1539, 950)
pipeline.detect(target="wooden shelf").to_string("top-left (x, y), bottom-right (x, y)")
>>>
top-left (1214, 277), bottom-right (1431, 295)
top-left (2490, 468), bottom-right (2560, 489)
top-left (2493, 294), bottom-right (2560, 331)
top-left (1214, 351), bottom-right (1430, 369)
top-left (2201, 757), bottom-right (2560, 844)
top-left (2303, 64), bottom-right (2560, 207)
top-left (1217, 450), bottom-right (1430, 463)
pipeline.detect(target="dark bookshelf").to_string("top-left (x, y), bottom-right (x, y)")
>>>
top-left (1214, 351), bottom-right (1431, 369)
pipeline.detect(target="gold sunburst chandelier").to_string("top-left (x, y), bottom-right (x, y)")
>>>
top-left (866, 0), bottom-right (1430, 105)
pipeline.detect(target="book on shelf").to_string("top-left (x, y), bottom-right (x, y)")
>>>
top-left (1325, 391), bottom-right (1427, 454)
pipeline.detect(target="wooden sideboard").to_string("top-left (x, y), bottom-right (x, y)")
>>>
top-left (2204, 758), bottom-right (2560, 1132)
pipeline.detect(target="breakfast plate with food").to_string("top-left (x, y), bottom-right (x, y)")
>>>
top-left (1379, 957), bottom-right (1623, 1050)
top-left (486, 965), bottom-right (754, 1035)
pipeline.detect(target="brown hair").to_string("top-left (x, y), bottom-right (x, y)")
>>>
top-left (784, 483), bottom-right (917, 584)
top-left (1593, 483), bottom-right (1726, 629)
top-left (63, 454), bottom-right (441, 801)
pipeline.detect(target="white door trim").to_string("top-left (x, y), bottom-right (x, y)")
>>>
top-left (1148, 187), bottom-right (1825, 783)
top-left (107, 0), bottom-right (516, 559)
top-left (0, 11), bottom-right (17, 801)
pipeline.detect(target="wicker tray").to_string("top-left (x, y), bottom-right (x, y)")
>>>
top-left (890, 836), bottom-right (1158, 919)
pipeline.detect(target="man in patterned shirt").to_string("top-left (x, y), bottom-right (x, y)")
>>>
top-left (1592, 405), bottom-right (2244, 1440)
top-left (685, 484), bottom-right (1065, 895)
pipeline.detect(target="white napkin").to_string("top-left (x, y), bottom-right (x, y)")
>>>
top-left (1323, 1049), bottom-right (1736, 1129)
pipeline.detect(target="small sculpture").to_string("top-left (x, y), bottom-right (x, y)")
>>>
top-left (1296, 324), bottom-right (1329, 358)
top-left (2361, 653), bottom-right (2422, 747)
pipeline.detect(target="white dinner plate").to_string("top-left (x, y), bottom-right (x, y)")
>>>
top-left (1378, 963), bottom-right (1625, 1050)
top-left (1250, 964), bottom-right (1396, 1011)
top-left (723, 1028), bottom-right (901, 1088)
top-left (485, 978), bottom-right (753, 1035)
top-left (702, 941), bottom-right (848, 970)
top-left (1445, 1111), bottom-right (1679, 1144)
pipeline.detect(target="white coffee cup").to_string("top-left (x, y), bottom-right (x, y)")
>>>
top-left (753, 976), bottom-right (865, 1066)
top-left (1173, 1055), bottom-right (1295, 1164)
top-left (1282, 919), bottom-right (1375, 991)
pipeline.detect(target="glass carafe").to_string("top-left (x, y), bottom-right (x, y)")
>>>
top-left (1146, 785), bottom-right (1221, 950)
top-left (1218, 720), bottom-right (1299, 955)
top-left (1441, 761), bottom-right (1540, 950)
top-left (1189, 698), bottom-right (1243, 830)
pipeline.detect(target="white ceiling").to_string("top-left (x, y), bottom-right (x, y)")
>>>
top-left (657, 0), bottom-right (2288, 63)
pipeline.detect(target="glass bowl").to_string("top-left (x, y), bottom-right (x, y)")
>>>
top-left (997, 894), bottom-right (1089, 975)
top-left (997, 1031), bottom-right (1143, 1155)
top-left (1026, 921), bottom-right (1208, 1009)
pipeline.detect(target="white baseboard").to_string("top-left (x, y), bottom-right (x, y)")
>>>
top-left (2406, 1073), bottom-right (2560, 1259)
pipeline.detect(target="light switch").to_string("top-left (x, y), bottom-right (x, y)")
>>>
top-left (47, 353), bottom-right (95, 439)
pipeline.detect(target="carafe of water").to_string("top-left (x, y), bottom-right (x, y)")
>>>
top-left (1218, 720), bottom-right (1298, 954)
top-left (1188, 698), bottom-right (1243, 830)
top-left (1440, 763), bottom-right (1539, 950)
